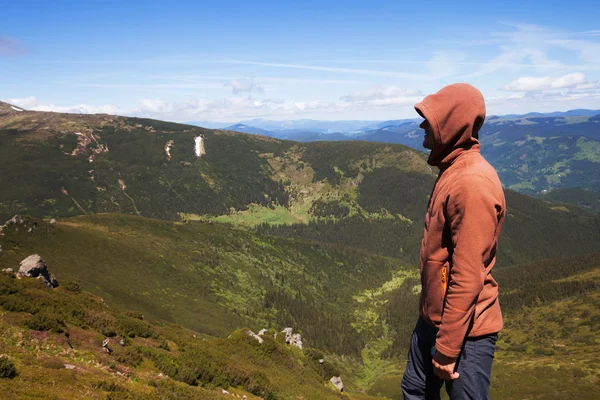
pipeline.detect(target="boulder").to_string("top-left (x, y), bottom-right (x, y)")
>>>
top-left (330, 376), bottom-right (344, 392)
top-left (18, 254), bottom-right (58, 288)
top-left (258, 328), bottom-right (267, 336)
top-left (245, 330), bottom-right (264, 344)
top-left (282, 327), bottom-right (303, 349)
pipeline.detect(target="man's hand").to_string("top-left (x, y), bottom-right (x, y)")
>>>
top-left (432, 351), bottom-right (459, 380)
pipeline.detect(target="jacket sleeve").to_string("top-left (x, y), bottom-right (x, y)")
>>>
top-left (435, 174), bottom-right (500, 358)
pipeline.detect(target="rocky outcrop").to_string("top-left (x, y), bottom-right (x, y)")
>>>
top-left (245, 330), bottom-right (264, 344)
top-left (0, 215), bottom-right (25, 236)
top-left (330, 376), bottom-right (344, 392)
top-left (18, 254), bottom-right (59, 288)
top-left (282, 327), bottom-right (303, 349)
top-left (165, 140), bottom-right (175, 161)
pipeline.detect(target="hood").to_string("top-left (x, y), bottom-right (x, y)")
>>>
top-left (414, 83), bottom-right (486, 168)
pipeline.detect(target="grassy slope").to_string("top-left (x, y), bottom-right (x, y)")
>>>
top-left (540, 187), bottom-right (600, 213)
top-left (0, 214), bottom-right (413, 357)
top-left (0, 272), bottom-right (359, 400)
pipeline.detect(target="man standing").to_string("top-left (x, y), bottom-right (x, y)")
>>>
top-left (401, 83), bottom-right (506, 399)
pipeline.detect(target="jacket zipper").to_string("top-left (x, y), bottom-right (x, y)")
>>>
top-left (442, 266), bottom-right (448, 297)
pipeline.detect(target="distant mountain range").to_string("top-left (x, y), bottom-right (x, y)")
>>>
top-left (194, 111), bottom-right (600, 204)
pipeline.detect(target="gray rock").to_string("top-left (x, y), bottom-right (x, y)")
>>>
top-left (64, 364), bottom-right (77, 370)
top-left (330, 376), bottom-right (344, 392)
top-left (25, 256), bottom-right (57, 286)
top-left (245, 330), bottom-right (264, 344)
top-left (49, 218), bottom-right (57, 224)
top-left (18, 254), bottom-right (58, 288)
top-left (282, 327), bottom-right (303, 349)
top-left (19, 254), bottom-right (47, 277)
top-left (258, 328), bottom-right (267, 336)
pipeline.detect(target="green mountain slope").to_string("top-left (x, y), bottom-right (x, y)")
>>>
top-left (481, 134), bottom-right (600, 194)
top-left (0, 271), bottom-right (365, 400)
top-left (540, 187), bottom-right (600, 213)
top-left (0, 214), bottom-right (415, 357)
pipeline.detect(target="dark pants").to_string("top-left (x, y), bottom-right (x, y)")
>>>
top-left (401, 317), bottom-right (498, 400)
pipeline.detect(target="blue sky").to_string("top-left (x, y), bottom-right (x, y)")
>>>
top-left (1, 0), bottom-right (599, 122)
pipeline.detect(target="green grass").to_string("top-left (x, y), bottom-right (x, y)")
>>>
top-left (0, 273), bottom-right (353, 400)
top-left (0, 213), bottom-right (410, 356)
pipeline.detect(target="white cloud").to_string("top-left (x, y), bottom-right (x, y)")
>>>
top-left (502, 73), bottom-right (597, 91)
top-left (227, 60), bottom-right (430, 80)
top-left (340, 86), bottom-right (421, 102)
top-left (224, 78), bottom-right (264, 94)
top-left (6, 97), bottom-right (119, 114)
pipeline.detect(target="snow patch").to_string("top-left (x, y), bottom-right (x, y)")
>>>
top-left (11, 106), bottom-right (23, 112)
top-left (194, 135), bottom-right (206, 158)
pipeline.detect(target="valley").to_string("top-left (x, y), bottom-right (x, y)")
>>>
top-left (0, 102), bottom-right (599, 399)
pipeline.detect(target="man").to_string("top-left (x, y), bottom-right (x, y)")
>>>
top-left (401, 83), bottom-right (506, 399)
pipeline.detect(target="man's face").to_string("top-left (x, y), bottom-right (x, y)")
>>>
top-left (420, 119), bottom-right (434, 150)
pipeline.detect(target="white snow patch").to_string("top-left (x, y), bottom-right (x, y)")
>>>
top-left (11, 106), bottom-right (23, 112)
top-left (194, 135), bottom-right (205, 158)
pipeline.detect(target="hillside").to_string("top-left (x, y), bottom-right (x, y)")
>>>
top-left (213, 112), bottom-right (600, 197)
top-left (1, 106), bottom-right (598, 268)
top-left (0, 270), bottom-right (367, 400)
top-left (1, 105), bottom-right (599, 398)
top-left (1, 218), bottom-right (597, 399)
top-left (541, 187), bottom-right (600, 213)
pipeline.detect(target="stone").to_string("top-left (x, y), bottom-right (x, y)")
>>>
top-left (18, 254), bottom-right (58, 288)
top-left (64, 364), bottom-right (77, 370)
top-left (319, 359), bottom-right (324, 364)
top-left (258, 328), bottom-right (267, 336)
top-left (49, 218), bottom-right (57, 224)
top-left (330, 376), bottom-right (344, 392)
top-left (245, 330), bottom-right (264, 344)
top-left (19, 254), bottom-right (47, 277)
top-left (282, 327), bottom-right (303, 349)
top-left (2, 268), bottom-right (13, 274)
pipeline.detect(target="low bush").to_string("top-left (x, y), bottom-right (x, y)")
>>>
top-left (0, 356), bottom-right (17, 379)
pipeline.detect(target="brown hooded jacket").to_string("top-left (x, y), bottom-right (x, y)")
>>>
top-left (415, 83), bottom-right (506, 358)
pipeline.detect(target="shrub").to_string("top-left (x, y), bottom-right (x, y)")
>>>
top-left (25, 312), bottom-right (65, 333)
top-left (158, 339), bottom-right (170, 351)
top-left (62, 281), bottom-right (81, 293)
top-left (0, 296), bottom-right (39, 314)
top-left (92, 380), bottom-right (123, 392)
top-left (0, 356), bottom-right (17, 379)
top-left (0, 276), bottom-right (21, 295)
top-left (115, 347), bottom-right (144, 367)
